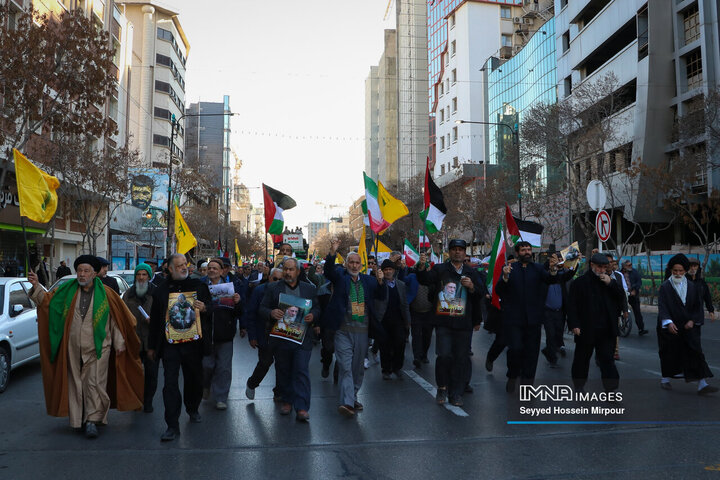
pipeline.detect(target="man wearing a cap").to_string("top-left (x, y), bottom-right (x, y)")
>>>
top-left (417, 239), bottom-right (485, 406)
top-left (567, 254), bottom-right (625, 392)
top-left (96, 257), bottom-right (120, 294)
top-left (621, 260), bottom-right (648, 335)
top-left (657, 254), bottom-right (717, 394)
top-left (375, 259), bottom-right (412, 379)
top-left (27, 255), bottom-right (143, 438)
top-left (122, 263), bottom-right (158, 412)
top-left (496, 241), bottom-right (571, 393)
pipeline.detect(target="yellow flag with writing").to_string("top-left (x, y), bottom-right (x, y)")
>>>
top-left (174, 204), bottom-right (197, 254)
top-left (335, 252), bottom-right (344, 265)
top-left (358, 224), bottom-right (368, 273)
top-left (13, 149), bottom-right (59, 223)
top-left (377, 181), bottom-right (408, 234)
top-left (235, 239), bottom-right (241, 262)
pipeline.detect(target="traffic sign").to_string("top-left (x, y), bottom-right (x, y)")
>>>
top-left (596, 210), bottom-right (611, 242)
top-left (586, 180), bottom-right (606, 211)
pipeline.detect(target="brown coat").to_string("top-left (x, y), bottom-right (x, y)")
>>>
top-left (36, 284), bottom-right (144, 417)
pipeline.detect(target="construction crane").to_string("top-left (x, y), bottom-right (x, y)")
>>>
top-left (383, 0), bottom-right (394, 21)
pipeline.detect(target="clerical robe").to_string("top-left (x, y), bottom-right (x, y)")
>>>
top-left (32, 284), bottom-right (143, 428)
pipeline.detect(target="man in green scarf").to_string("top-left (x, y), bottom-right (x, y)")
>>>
top-left (28, 255), bottom-right (143, 439)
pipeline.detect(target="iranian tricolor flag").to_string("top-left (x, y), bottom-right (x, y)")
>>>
top-left (420, 158), bottom-right (447, 233)
top-left (486, 223), bottom-right (506, 309)
top-left (505, 203), bottom-right (544, 248)
top-left (403, 239), bottom-right (420, 267)
top-left (263, 183), bottom-right (296, 235)
top-left (418, 229), bottom-right (430, 249)
top-left (363, 173), bottom-right (391, 234)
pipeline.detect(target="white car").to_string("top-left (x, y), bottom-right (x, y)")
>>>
top-left (113, 270), bottom-right (137, 288)
top-left (0, 277), bottom-right (39, 393)
top-left (49, 273), bottom-right (130, 296)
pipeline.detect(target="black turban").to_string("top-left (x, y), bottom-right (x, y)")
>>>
top-left (666, 254), bottom-right (689, 272)
top-left (74, 255), bottom-right (101, 273)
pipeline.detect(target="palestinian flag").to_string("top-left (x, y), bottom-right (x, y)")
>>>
top-left (420, 158), bottom-right (447, 233)
top-left (403, 239), bottom-right (419, 267)
top-left (263, 183), bottom-right (297, 235)
top-left (505, 203), bottom-right (543, 248)
top-left (430, 246), bottom-right (442, 266)
top-left (363, 173), bottom-right (390, 234)
top-left (486, 223), bottom-right (506, 309)
top-left (217, 238), bottom-right (223, 257)
top-left (419, 229), bottom-right (430, 249)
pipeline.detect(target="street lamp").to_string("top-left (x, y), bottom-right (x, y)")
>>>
top-left (166, 111), bottom-right (237, 255)
top-left (456, 119), bottom-right (522, 219)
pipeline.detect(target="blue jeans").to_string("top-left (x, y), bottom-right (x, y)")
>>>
top-left (273, 345), bottom-right (312, 412)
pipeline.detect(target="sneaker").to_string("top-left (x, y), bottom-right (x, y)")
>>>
top-left (160, 427), bottom-right (179, 442)
top-left (85, 423), bottom-right (98, 439)
top-left (698, 385), bottom-right (719, 395)
top-left (338, 405), bottom-right (355, 417)
top-left (435, 388), bottom-right (448, 404)
top-left (353, 401), bottom-right (364, 411)
top-left (364, 358), bottom-right (370, 369)
top-left (245, 385), bottom-right (255, 400)
top-left (639, 329), bottom-right (649, 336)
top-left (660, 381), bottom-right (672, 390)
top-left (215, 401), bottom-right (227, 410)
top-left (321, 365), bottom-right (330, 378)
top-left (296, 410), bottom-right (310, 422)
top-left (450, 396), bottom-right (464, 407)
top-left (189, 412), bottom-right (202, 423)
top-left (202, 388), bottom-right (210, 400)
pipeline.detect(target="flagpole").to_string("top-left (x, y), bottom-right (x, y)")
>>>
top-left (21, 216), bottom-right (30, 277)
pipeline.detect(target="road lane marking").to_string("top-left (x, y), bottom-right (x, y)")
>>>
top-left (403, 369), bottom-right (469, 417)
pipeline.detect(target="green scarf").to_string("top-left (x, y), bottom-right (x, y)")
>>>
top-left (349, 279), bottom-right (366, 323)
top-left (47, 277), bottom-right (109, 362)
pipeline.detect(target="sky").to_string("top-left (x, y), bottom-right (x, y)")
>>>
top-left (169, 0), bottom-right (396, 234)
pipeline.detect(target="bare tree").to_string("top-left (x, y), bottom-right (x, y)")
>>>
top-left (0, 7), bottom-right (116, 186)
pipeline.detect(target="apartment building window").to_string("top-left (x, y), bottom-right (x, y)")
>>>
top-left (446, 107), bottom-right (450, 122)
top-left (500, 6), bottom-right (511, 19)
top-left (445, 53), bottom-right (449, 67)
top-left (451, 69), bottom-right (457, 84)
top-left (563, 76), bottom-right (572, 97)
top-left (153, 134), bottom-right (170, 147)
top-left (451, 40), bottom-right (456, 57)
top-left (686, 49), bottom-right (703, 90)
top-left (451, 97), bottom-right (457, 113)
top-left (446, 133), bottom-right (451, 147)
top-left (562, 31), bottom-right (570, 53)
top-left (449, 14), bottom-right (455, 29)
top-left (452, 127), bottom-right (458, 143)
top-left (441, 164), bottom-right (446, 175)
top-left (440, 109), bottom-right (445, 123)
top-left (156, 53), bottom-right (172, 67)
top-left (154, 107), bottom-right (171, 121)
top-left (446, 79), bottom-right (450, 91)
top-left (439, 82), bottom-right (444, 96)
top-left (440, 136), bottom-right (445, 151)
top-left (683, 4), bottom-right (700, 45)
top-left (501, 34), bottom-right (513, 48)
top-left (560, 0), bottom-right (568, 8)
top-left (453, 157), bottom-right (459, 167)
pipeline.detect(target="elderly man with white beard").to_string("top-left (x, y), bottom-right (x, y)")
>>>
top-left (122, 263), bottom-right (158, 412)
top-left (147, 253), bottom-right (212, 441)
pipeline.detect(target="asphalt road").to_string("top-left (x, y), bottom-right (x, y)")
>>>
top-left (2, 313), bottom-right (720, 479)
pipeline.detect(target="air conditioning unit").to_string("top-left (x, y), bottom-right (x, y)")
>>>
top-left (523, 17), bottom-right (534, 25)
top-left (513, 17), bottom-right (522, 24)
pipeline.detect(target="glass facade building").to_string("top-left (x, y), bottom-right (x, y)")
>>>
top-left (486, 16), bottom-right (557, 189)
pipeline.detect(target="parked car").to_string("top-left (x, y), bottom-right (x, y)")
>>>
top-left (113, 270), bottom-right (137, 288)
top-left (48, 273), bottom-right (130, 296)
top-left (0, 277), bottom-right (39, 393)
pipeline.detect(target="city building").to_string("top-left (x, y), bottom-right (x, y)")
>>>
top-left (348, 196), bottom-right (366, 241)
top-left (433, 0), bottom-right (531, 183)
top-left (121, 0), bottom-right (189, 168)
top-left (366, 29), bottom-right (398, 188)
top-left (307, 222), bottom-right (329, 246)
top-left (328, 215), bottom-right (352, 237)
top-left (555, 0), bottom-right (720, 249)
top-left (185, 96), bottom-right (233, 220)
top-left (396, 0), bottom-right (429, 189)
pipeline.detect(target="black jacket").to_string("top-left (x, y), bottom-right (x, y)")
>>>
top-left (259, 280), bottom-right (320, 350)
top-left (687, 272), bottom-right (715, 314)
top-left (205, 279), bottom-right (243, 345)
top-left (148, 277), bottom-right (212, 356)
top-left (495, 261), bottom-right (572, 327)
top-left (56, 265), bottom-right (71, 279)
top-left (416, 261), bottom-right (485, 330)
top-left (567, 270), bottom-right (625, 343)
top-left (101, 275), bottom-right (120, 294)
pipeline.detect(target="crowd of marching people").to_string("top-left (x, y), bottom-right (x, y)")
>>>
top-left (24, 238), bottom-right (717, 441)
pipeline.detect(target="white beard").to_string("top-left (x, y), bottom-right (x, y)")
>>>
top-left (135, 281), bottom-right (149, 297)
